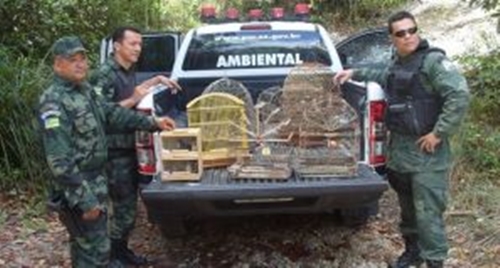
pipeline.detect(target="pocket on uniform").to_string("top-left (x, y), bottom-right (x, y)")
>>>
top-left (74, 110), bottom-right (98, 134)
top-left (406, 102), bottom-right (422, 135)
top-left (80, 211), bottom-right (107, 235)
top-left (386, 101), bottom-right (420, 135)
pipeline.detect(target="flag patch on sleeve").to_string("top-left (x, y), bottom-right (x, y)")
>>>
top-left (44, 116), bottom-right (60, 129)
top-left (41, 110), bottom-right (61, 129)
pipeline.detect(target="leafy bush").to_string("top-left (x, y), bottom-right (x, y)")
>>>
top-left (0, 48), bottom-right (52, 192)
top-left (311, 0), bottom-right (409, 26)
top-left (0, 0), bottom-right (165, 60)
top-left (460, 51), bottom-right (500, 125)
top-left (453, 49), bottom-right (500, 179)
top-left (454, 122), bottom-right (500, 179)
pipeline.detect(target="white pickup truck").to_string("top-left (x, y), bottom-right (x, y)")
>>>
top-left (100, 4), bottom-right (393, 237)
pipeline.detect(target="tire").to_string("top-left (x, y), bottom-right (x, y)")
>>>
top-left (340, 201), bottom-right (379, 227)
top-left (159, 217), bottom-right (188, 238)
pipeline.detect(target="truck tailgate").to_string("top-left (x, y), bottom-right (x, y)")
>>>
top-left (141, 164), bottom-right (387, 217)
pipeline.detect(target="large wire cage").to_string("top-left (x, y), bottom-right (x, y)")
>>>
top-left (281, 64), bottom-right (360, 177)
top-left (249, 86), bottom-right (294, 165)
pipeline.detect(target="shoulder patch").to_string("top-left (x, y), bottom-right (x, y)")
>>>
top-left (43, 115), bottom-right (60, 129)
top-left (40, 102), bottom-right (62, 129)
top-left (440, 58), bottom-right (457, 72)
top-left (40, 110), bottom-right (61, 120)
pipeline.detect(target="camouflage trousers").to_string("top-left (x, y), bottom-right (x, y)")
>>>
top-left (67, 213), bottom-right (109, 268)
top-left (387, 169), bottom-right (449, 260)
top-left (106, 150), bottom-right (139, 241)
top-left (59, 174), bottom-right (110, 267)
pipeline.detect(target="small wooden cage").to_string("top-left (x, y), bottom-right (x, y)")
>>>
top-left (160, 128), bottom-right (203, 181)
top-left (187, 92), bottom-right (249, 168)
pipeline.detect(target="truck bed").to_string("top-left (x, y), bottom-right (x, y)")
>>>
top-left (141, 163), bottom-right (387, 219)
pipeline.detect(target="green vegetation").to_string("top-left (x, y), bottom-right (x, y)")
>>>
top-left (0, 48), bottom-right (52, 193)
top-left (456, 51), bottom-right (500, 180)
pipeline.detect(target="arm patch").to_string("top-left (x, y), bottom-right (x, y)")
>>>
top-left (440, 58), bottom-right (457, 72)
top-left (44, 115), bottom-right (61, 129)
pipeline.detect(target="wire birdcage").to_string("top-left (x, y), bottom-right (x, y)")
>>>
top-left (281, 64), bottom-right (360, 177)
top-left (202, 77), bottom-right (256, 134)
top-left (226, 85), bottom-right (294, 179)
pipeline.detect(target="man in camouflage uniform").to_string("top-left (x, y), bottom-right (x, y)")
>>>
top-left (39, 36), bottom-right (175, 267)
top-left (334, 11), bottom-right (470, 268)
top-left (90, 26), bottom-right (181, 266)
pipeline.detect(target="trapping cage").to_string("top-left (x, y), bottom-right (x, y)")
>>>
top-left (159, 128), bottom-right (202, 182)
top-left (281, 64), bottom-right (360, 177)
top-left (187, 78), bottom-right (253, 168)
top-left (228, 86), bottom-right (294, 179)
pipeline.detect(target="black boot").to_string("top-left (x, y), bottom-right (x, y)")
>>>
top-left (425, 260), bottom-right (444, 268)
top-left (390, 236), bottom-right (424, 268)
top-left (111, 239), bottom-right (153, 266)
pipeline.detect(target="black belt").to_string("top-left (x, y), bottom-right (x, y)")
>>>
top-left (81, 169), bottom-right (103, 181)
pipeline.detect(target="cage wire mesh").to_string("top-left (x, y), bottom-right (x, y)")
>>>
top-left (202, 77), bottom-right (256, 135)
top-left (239, 86), bottom-right (294, 172)
top-left (281, 64), bottom-right (360, 177)
top-left (186, 69), bottom-right (360, 178)
top-left (202, 82), bottom-right (295, 179)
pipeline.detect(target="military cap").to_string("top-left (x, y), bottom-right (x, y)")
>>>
top-left (52, 36), bottom-right (86, 57)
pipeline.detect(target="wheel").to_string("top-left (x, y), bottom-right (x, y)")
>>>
top-left (340, 201), bottom-right (379, 227)
top-left (159, 217), bottom-right (188, 238)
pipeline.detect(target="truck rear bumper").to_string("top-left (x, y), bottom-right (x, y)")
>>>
top-left (140, 164), bottom-right (388, 221)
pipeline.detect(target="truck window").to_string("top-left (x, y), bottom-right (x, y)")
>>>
top-left (336, 28), bottom-right (392, 69)
top-left (137, 35), bottom-right (177, 73)
top-left (182, 30), bottom-right (332, 70)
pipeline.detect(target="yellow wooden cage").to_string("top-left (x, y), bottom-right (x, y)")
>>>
top-left (187, 92), bottom-right (250, 168)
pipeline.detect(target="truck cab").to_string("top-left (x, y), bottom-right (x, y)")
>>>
top-left (102, 4), bottom-right (394, 237)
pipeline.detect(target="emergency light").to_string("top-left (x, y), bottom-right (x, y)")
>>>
top-left (225, 7), bottom-right (239, 22)
top-left (200, 4), bottom-right (217, 23)
top-left (199, 3), bottom-right (310, 23)
top-left (270, 7), bottom-right (285, 20)
top-left (294, 3), bottom-right (310, 21)
top-left (248, 9), bottom-right (264, 21)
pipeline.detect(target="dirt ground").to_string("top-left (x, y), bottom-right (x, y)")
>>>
top-left (0, 189), bottom-right (485, 268)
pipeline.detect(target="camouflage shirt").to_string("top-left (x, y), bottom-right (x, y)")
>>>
top-left (352, 40), bottom-right (470, 172)
top-left (38, 76), bottom-right (158, 210)
top-left (90, 57), bottom-right (137, 149)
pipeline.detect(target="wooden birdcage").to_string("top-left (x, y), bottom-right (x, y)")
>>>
top-left (160, 128), bottom-right (203, 181)
top-left (187, 92), bottom-right (249, 168)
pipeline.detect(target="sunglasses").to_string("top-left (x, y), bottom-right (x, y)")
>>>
top-left (393, 27), bottom-right (418, 38)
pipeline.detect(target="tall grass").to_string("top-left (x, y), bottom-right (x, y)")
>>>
top-left (0, 48), bottom-right (52, 193)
